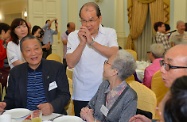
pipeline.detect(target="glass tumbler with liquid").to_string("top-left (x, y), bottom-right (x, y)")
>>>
top-left (31, 110), bottom-right (42, 122)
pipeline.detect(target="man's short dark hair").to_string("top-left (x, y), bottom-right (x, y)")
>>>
top-left (79, 2), bottom-right (101, 18)
top-left (165, 23), bottom-right (170, 32)
top-left (67, 22), bottom-right (70, 28)
top-left (45, 20), bottom-right (50, 24)
top-left (154, 21), bottom-right (164, 31)
top-left (20, 35), bottom-right (42, 52)
top-left (0, 23), bottom-right (10, 34)
top-left (31, 25), bottom-right (41, 35)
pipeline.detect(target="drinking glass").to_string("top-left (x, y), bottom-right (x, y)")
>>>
top-left (31, 110), bottom-right (42, 122)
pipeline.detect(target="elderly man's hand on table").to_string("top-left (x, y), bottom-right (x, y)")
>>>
top-left (37, 103), bottom-right (54, 115)
top-left (0, 102), bottom-right (6, 113)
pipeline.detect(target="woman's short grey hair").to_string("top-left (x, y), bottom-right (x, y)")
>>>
top-left (111, 50), bottom-right (137, 81)
top-left (150, 43), bottom-right (165, 58)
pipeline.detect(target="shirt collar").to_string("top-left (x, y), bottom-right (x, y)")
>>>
top-left (105, 81), bottom-right (127, 93)
top-left (27, 61), bottom-right (42, 72)
top-left (157, 31), bottom-right (164, 34)
top-left (98, 24), bottom-right (105, 34)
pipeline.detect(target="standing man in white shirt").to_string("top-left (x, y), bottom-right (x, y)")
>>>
top-left (66, 2), bottom-right (118, 117)
top-left (61, 22), bottom-right (75, 71)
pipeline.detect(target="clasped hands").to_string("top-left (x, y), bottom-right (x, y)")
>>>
top-left (0, 102), bottom-right (54, 115)
top-left (80, 107), bottom-right (95, 122)
top-left (78, 26), bottom-right (93, 46)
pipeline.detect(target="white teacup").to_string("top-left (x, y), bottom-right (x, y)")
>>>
top-left (0, 114), bottom-right (11, 122)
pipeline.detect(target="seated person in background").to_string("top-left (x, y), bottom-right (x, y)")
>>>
top-left (32, 25), bottom-right (50, 58)
top-left (129, 44), bottom-right (187, 122)
top-left (169, 20), bottom-right (187, 46)
top-left (143, 44), bottom-right (165, 89)
top-left (80, 50), bottom-right (137, 122)
top-left (0, 23), bottom-right (11, 89)
top-left (154, 21), bottom-right (170, 51)
top-left (0, 22), bottom-right (10, 68)
top-left (0, 35), bottom-right (70, 115)
top-left (7, 18), bottom-right (29, 69)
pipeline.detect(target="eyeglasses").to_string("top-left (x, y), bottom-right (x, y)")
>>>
top-left (160, 60), bottom-right (187, 71)
top-left (104, 60), bottom-right (112, 66)
top-left (80, 18), bottom-right (99, 24)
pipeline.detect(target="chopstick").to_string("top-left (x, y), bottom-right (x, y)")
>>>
top-left (49, 114), bottom-right (63, 121)
top-left (0, 110), bottom-right (5, 115)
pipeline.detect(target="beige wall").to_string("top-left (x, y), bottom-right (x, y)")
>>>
top-left (171, 0), bottom-right (187, 29)
top-left (0, 0), bottom-right (27, 24)
top-left (1, 0), bottom-right (187, 54)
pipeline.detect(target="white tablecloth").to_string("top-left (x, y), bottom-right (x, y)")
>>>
top-left (42, 113), bottom-right (60, 121)
top-left (136, 61), bottom-right (151, 82)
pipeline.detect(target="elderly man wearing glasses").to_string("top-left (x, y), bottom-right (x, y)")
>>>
top-left (66, 2), bottom-right (118, 117)
top-left (129, 43), bottom-right (187, 122)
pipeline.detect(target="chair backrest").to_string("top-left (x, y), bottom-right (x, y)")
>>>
top-left (1, 86), bottom-right (6, 101)
top-left (126, 49), bottom-right (138, 60)
top-left (125, 75), bottom-right (135, 82)
top-left (127, 80), bottom-right (157, 118)
top-left (66, 68), bottom-right (73, 80)
top-left (66, 78), bottom-right (74, 115)
top-left (46, 54), bottom-right (62, 63)
top-left (151, 71), bottom-right (169, 105)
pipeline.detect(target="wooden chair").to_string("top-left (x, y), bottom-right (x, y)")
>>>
top-left (0, 83), bottom-right (2, 101)
top-left (1, 86), bottom-right (6, 101)
top-left (151, 71), bottom-right (169, 105)
top-left (46, 53), bottom-right (62, 63)
top-left (125, 75), bottom-right (135, 82)
top-left (66, 78), bottom-right (74, 115)
top-left (127, 80), bottom-right (157, 118)
top-left (66, 68), bottom-right (73, 80)
top-left (126, 49), bottom-right (138, 60)
top-left (151, 71), bottom-right (169, 119)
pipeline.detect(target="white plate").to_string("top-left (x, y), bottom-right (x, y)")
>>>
top-left (3, 108), bottom-right (31, 119)
top-left (53, 116), bottom-right (84, 122)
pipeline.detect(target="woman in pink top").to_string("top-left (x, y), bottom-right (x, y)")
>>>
top-left (143, 44), bottom-right (165, 88)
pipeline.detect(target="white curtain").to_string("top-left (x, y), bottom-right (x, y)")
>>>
top-left (134, 10), bottom-right (154, 61)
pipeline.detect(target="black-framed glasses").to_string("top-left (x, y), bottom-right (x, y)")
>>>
top-left (104, 60), bottom-right (112, 66)
top-left (160, 60), bottom-right (187, 71)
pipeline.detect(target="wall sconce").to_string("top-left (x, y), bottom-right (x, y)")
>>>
top-left (95, 0), bottom-right (103, 3)
top-left (24, 10), bottom-right (27, 18)
top-left (23, 9), bottom-right (27, 20)
top-left (0, 14), bottom-right (2, 21)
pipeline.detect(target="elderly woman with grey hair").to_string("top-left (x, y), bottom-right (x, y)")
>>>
top-left (80, 50), bottom-right (137, 122)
